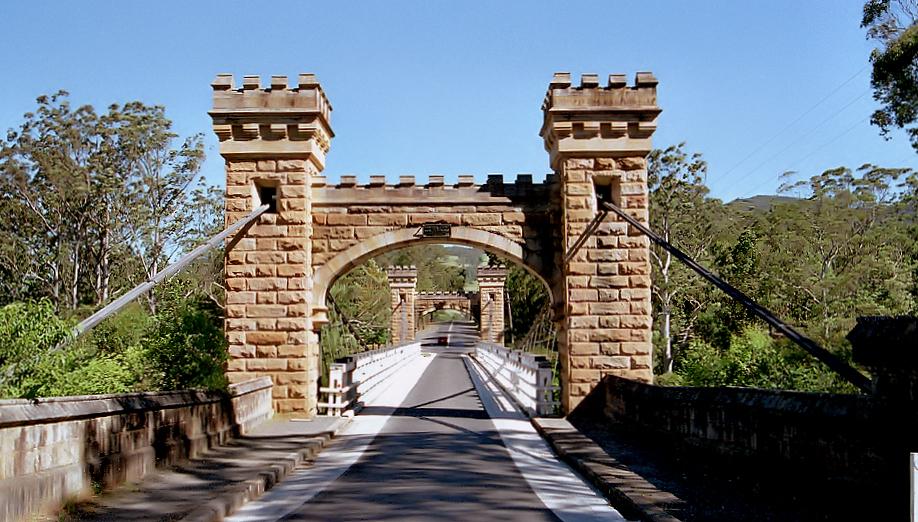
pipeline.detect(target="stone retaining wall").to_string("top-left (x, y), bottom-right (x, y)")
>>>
top-left (577, 375), bottom-right (916, 517)
top-left (0, 377), bottom-right (272, 521)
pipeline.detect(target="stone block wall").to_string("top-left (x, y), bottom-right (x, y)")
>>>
top-left (574, 375), bottom-right (915, 520)
top-left (224, 158), bottom-right (318, 414)
top-left (387, 265), bottom-right (418, 343)
top-left (560, 156), bottom-right (653, 391)
top-left (541, 72), bottom-right (660, 412)
top-left (477, 266), bottom-right (507, 343)
top-left (211, 74), bottom-right (333, 416)
top-left (309, 175), bottom-right (553, 272)
top-left (0, 378), bottom-right (272, 522)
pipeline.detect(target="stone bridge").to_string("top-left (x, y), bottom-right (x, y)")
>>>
top-left (213, 71), bottom-right (659, 416)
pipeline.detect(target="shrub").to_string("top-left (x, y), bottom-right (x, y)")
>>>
top-left (674, 325), bottom-right (857, 393)
top-left (0, 301), bottom-right (75, 397)
top-left (143, 297), bottom-right (228, 391)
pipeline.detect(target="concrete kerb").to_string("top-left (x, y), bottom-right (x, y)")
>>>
top-left (531, 417), bottom-right (684, 522)
top-left (180, 417), bottom-right (351, 522)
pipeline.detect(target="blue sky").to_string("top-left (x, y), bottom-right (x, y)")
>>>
top-left (1, 1), bottom-right (915, 202)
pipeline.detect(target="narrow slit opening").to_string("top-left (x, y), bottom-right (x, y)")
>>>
top-left (257, 185), bottom-right (278, 213)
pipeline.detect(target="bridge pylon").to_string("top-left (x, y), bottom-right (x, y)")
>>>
top-left (387, 265), bottom-right (418, 343)
top-left (541, 72), bottom-right (661, 412)
top-left (210, 74), bottom-right (334, 416)
top-left (478, 266), bottom-right (508, 344)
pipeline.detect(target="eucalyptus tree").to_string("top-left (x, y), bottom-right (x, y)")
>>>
top-left (763, 164), bottom-right (915, 344)
top-left (0, 91), bottom-right (102, 310)
top-left (0, 92), bottom-right (215, 314)
top-left (647, 143), bottom-right (724, 373)
top-left (862, 0), bottom-right (918, 152)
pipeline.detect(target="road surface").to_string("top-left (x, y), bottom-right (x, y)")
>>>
top-left (228, 321), bottom-right (627, 521)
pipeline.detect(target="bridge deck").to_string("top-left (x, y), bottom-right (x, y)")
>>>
top-left (228, 321), bottom-right (624, 521)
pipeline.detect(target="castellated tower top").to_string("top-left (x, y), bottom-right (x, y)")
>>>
top-left (209, 74), bottom-right (333, 167)
top-left (540, 72), bottom-right (661, 170)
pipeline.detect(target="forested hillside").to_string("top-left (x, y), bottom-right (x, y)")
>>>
top-left (650, 143), bottom-right (917, 392)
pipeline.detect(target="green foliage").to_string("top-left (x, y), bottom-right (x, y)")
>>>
top-left (0, 291), bottom-right (227, 399)
top-left (651, 142), bottom-right (916, 393)
top-left (648, 143), bottom-right (726, 373)
top-left (329, 260), bottom-right (390, 345)
top-left (0, 300), bottom-right (75, 397)
top-left (0, 91), bottom-right (218, 312)
top-left (504, 264), bottom-right (549, 342)
top-left (861, 0), bottom-right (918, 152)
top-left (377, 245), bottom-right (466, 292)
top-left (673, 326), bottom-right (857, 393)
top-left (142, 284), bottom-right (227, 391)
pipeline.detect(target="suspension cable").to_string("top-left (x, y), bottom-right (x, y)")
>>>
top-left (599, 199), bottom-right (873, 394)
top-left (74, 204), bottom-right (270, 337)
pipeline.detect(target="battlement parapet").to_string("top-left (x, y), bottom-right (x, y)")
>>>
top-left (542, 71), bottom-right (658, 112)
top-left (210, 73), bottom-right (333, 164)
top-left (541, 72), bottom-right (661, 168)
top-left (477, 266), bottom-right (508, 285)
top-left (311, 174), bottom-right (557, 206)
top-left (416, 291), bottom-right (473, 299)
top-left (386, 266), bottom-right (418, 290)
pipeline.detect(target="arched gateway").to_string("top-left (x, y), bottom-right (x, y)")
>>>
top-left (211, 72), bottom-right (660, 416)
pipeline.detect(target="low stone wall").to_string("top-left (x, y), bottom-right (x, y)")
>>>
top-left (576, 375), bottom-right (916, 515)
top-left (0, 377), bottom-right (272, 522)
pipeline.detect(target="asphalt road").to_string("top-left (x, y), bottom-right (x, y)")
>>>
top-left (281, 321), bottom-right (560, 521)
top-left (230, 321), bottom-right (623, 522)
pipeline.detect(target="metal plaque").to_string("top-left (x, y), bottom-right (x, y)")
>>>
top-left (421, 223), bottom-right (451, 238)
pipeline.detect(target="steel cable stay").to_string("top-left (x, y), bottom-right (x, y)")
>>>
top-left (0, 203), bottom-right (271, 387)
top-left (593, 199), bottom-right (874, 394)
top-left (74, 203), bottom-right (271, 337)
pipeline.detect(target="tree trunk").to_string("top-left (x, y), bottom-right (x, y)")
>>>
top-left (662, 305), bottom-right (673, 373)
top-left (69, 245), bottom-right (81, 310)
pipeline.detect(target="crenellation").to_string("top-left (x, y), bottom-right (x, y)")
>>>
top-left (607, 74), bottom-right (627, 89)
top-left (242, 75), bottom-right (261, 90)
top-left (270, 75), bottom-right (288, 90)
top-left (579, 73), bottom-right (600, 88)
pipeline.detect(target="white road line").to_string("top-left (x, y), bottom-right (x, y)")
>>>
top-left (226, 353), bottom-right (436, 522)
top-left (464, 355), bottom-right (631, 522)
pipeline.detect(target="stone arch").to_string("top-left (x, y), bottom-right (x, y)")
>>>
top-left (313, 226), bottom-right (555, 309)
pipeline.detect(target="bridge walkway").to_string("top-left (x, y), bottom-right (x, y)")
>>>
top-left (227, 321), bottom-right (626, 521)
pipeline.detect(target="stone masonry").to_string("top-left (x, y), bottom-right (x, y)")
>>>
top-left (211, 74), bottom-right (332, 415)
top-left (212, 71), bottom-right (658, 416)
top-left (541, 72), bottom-right (660, 412)
top-left (386, 265), bottom-right (418, 343)
top-left (477, 266), bottom-right (507, 344)
top-left (414, 291), bottom-right (474, 319)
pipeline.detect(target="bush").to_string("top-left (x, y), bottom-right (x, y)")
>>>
top-left (674, 326), bottom-right (858, 393)
top-left (0, 292), bottom-right (229, 399)
top-left (0, 301), bottom-right (75, 397)
top-left (143, 297), bottom-right (228, 391)
top-left (41, 346), bottom-right (145, 397)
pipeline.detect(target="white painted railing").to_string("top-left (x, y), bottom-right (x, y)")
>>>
top-left (473, 341), bottom-right (558, 416)
top-left (319, 341), bottom-right (421, 416)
